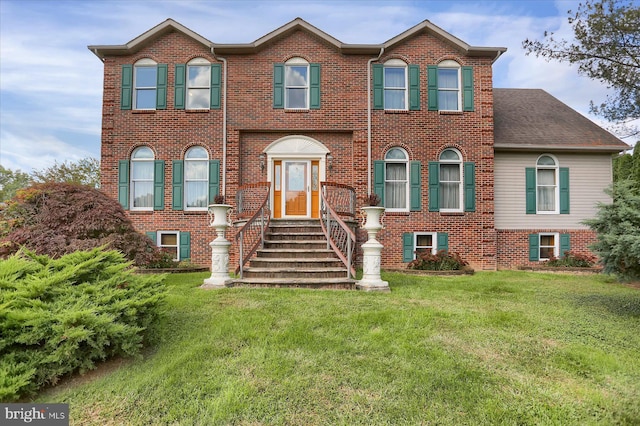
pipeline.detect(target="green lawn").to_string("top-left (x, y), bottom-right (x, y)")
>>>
top-left (34, 271), bottom-right (640, 425)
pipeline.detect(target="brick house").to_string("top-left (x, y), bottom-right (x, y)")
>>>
top-left (88, 18), bottom-right (628, 278)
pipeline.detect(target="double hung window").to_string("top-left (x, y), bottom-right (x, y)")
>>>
top-left (437, 60), bottom-right (461, 111)
top-left (383, 59), bottom-right (407, 110)
top-left (187, 58), bottom-right (211, 110)
top-left (384, 148), bottom-right (409, 211)
top-left (131, 146), bottom-right (155, 210)
top-left (285, 57), bottom-right (309, 109)
top-left (439, 149), bottom-right (462, 212)
top-left (184, 146), bottom-right (209, 209)
top-left (134, 59), bottom-right (158, 110)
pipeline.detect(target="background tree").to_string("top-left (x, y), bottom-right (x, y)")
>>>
top-left (613, 143), bottom-right (640, 184)
top-left (0, 166), bottom-right (32, 202)
top-left (0, 182), bottom-right (165, 267)
top-left (523, 0), bottom-right (640, 137)
top-left (31, 157), bottom-right (100, 188)
top-left (584, 180), bottom-right (640, 281)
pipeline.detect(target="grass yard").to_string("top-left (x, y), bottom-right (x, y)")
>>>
top-left (33, 271), bottom-right (640, 425)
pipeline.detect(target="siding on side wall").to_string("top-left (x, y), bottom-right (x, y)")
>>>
top-left (494, 152), bottom-right (613, 230)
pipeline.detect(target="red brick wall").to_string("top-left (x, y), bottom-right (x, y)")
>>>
top-left (99, 27), bottom-right (498, 270)
top-left (496, 229), bottom-right (598, 269)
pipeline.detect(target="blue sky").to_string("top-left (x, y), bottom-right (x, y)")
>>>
top-left (0, 0), bottom-right (632, 173)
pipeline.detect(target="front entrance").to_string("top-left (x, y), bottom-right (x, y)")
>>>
top-left (273, 160), bottom-right (319, 218)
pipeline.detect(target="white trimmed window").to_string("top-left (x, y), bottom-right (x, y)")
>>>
top-left (158, 231), bottom-right (180, 261)
top-left (187, 58), bottom-right (211, 109)
top-left (134, 58), bottom-right (157, 110)
top-left (415, 233), bottom-right (437, 257)
top-left (384, 59), bottom-right (407, 110)
top-left (384, 147), bottom-right (409, 211)
top-left (439, 148), bottom-right (463, 212)
top-left (539, 233), bottom-right (559, 260)
top-left (536, 155), bottom-right (558, 213)
top-left (131, 146), bottom-right (154, 210)
top-left (285, 57), bottom-right (309, 109)
top-left (437, 60), bottom-right (461, 111)
top-left (184, 146), bottom-right (209, 210)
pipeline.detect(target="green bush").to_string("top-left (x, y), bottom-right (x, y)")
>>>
top-left (0, 247), bottom-right (166, 401)
top-left (407, 250), bottom-right (470, 271)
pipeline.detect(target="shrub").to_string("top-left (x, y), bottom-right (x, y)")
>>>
top-left (545, 251), bottom-right (598, 268)
top-left (583, 181), bottom-right (640, 281)
top-left (0, 182), bottom-right (164, 267)
top-left (408, 250), bottom-right (470, 271)
top-left (0, 248), bottom-right (166, 401)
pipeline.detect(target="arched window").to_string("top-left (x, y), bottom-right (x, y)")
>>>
top-left (536, 154), bottom-right (558, 213)
top-left (134, 58), bottom-right (157, 110)
top-left (439, 148), bottom-right (462, 211)
top-left (384, 147), bottom-right (409, 210)
top-left (437, 60), bottom-right (461, 111)
top-left (384, 59), bottom-right (407, 110)
top-left (184, 146), bottom-right (209, 209)
top-left (187, 58), bottom-right (211, 109)
top-left (131, 146), bottom-right (155, 209)
top-left (285, 57), bottom-right (309, 109)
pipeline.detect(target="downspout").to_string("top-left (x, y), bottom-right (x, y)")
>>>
top-left (211, 47), bottom-right (228, 196)
top-left (367, 48), bottom-right (384, 195)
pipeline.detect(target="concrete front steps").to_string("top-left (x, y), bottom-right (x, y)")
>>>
top-left (232, 219), bottom-right (356, 289)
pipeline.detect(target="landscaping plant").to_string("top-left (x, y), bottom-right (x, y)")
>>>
top-left (407, 249), bottom-right (470, 271)
top-left (0, 248), bottom-right (166, 401)
top-left (0, 182), bottom-right (165, 267)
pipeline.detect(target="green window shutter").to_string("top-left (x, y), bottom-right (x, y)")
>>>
top-left (462, 66), bottom-right (474, 112)
top-left (437, 232), bottom-right (449, 252)
top-left (146, 231), bottom-right (157, 245)
top-left (121, 65), bottom-right (133, 110)
top-left (525, 168), bottom-right (536, 214)
top-left (560, 234), bottom-right (571, 258)
top-left (559, 167), bottom-right (570, 214)
top-left (179, 231), bottom-right (191, 261)
top-left (174, 64), bottom-right (186, 110)
top-left (373, 160), bottom-right (385, 205)
top-left (153, 160), bottom-right (165, 210)
top-left (410, 161), bottom-right (421, 211)
top-left (156, 64), bottom-right (168, 110)
top-left (428, 161), bottom-right (439, 212)
top-left (209, 160), bottom-right (220, 203)
top-left (211, 64), bottom-right (221, 109)
top-left (273, 63), bottom-right (284, 109)
top-left (427, 65), bottom-right (438, 111)
top-left (529, 234), bottom-right (540, 261)
top-left (172, 160), bottom-right (184, 211)
top-left (372, 64), bottom-right (384, 110)
top-left (118, 160), bottom-right (130, 209)
top-left (403, 233), bottom-right (414, 262)
top-left (464, 162), bottom-right (476, 212)
top-left (408, 64), bottom-right (420, 111)
top-left (310, 63), bottom-right (320, 109)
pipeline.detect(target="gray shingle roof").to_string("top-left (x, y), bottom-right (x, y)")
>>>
top-left (494, 88), bottom-right (629, 152)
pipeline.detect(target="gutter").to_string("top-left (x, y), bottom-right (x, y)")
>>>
top-left (367, 47), bottom-right (384, 195)
top-left (211, 47), bottom-right (228, 196)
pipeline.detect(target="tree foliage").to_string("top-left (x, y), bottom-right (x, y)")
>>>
top-left (0, 182), bottom-right (163, 267)
top-left (0, 166), bottom-right (31, 202)
top-left (31, 157), bottom-right (100, 188)
top-left (0, 248), bottom-right (166, 401)
top-left (523, 0), bottom-right (640, 135)
top-left (584, 180), bottom-right (640, 281)
top-left (613, 144), bottom-right (640, 184)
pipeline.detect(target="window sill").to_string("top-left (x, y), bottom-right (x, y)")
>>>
top-left (284, 109), bottom-right (310, 113)
top-left (129, 210), bottom-right (154, 214)
top-left (384, 110), bottom-right (410, 114)
top-left (184, 210), bottom-right (208, 214)
top-left (385, 211), bottom-right (410, 216)
top-left (439, 110), bottom-right (463, 115)
top-left (439, 211), bottom-right (465, 216)
top-left (185, 109), bottom-right (210, 113)
top-left (132, 110), bottom-right (156, 114)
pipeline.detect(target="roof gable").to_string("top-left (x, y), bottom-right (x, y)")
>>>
top-left (89, 17), bottom-right (506, 59)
